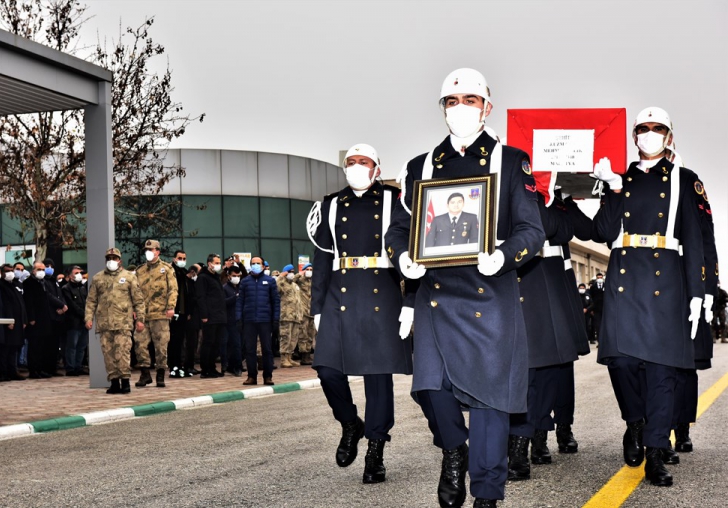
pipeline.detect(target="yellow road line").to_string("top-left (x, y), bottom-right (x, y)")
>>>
top-left (582, 370), bottom-right (728, 508)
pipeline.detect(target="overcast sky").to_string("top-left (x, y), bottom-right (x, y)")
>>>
top-left (80, 0), bottom-right (728, 259)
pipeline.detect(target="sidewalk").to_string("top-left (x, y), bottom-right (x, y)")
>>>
top-left (0, 360), bottom-right (317, 427)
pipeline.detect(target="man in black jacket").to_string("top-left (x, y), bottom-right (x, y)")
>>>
top-left (578, 283), bottom-right (593, 342)
top-left (62, 266), bottom-right (88, 376)
top-left (196, 254), bottom-right (227, 378)
top-left (168, 250), bottom-right (190, 378)
top-left (23, 262), bottom-right (55, 378)
top-left (588, 274), bottom-right (605, 343)
top-left (0, 264), bottom-right (27, 381)
top-left (222, 265), bottom-right (244, 376)
top-left (43, 258), bottom-right (67, 376)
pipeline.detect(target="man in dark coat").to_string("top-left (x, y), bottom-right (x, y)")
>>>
top-left (236, 256), bottom-right (279, 386)
top-left (385, 68), bottom-right (544, 507)
top-left (23, 261), bottom-right (55, 378)
top-left (168, 250), bottom-right (191, 378)
top-left (183, 265), bottom-right (202, 375)
top-left (425, 192), bottom-right (480, 248)
top-left (43, 257), bottom-right (68, 376)
top-left (588, 274), bottom-right (605, 343)
top-left (0, 264), bottom-right (27, 381)
top-left (309, 143), bottom-right (414, 486)
top-left (222, 264), bottom-right (244, 376)
top-left (62, 265), bottom-right (88, 376)
top-left (195, 254), bottom-right (227, 378)
top-left (578, 283), bottom-right (593, 337)
top-left (591, 106), bottom-right (705, 487)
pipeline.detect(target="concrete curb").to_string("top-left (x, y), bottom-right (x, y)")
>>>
top-left (0, 376), bottom-right (352, 441)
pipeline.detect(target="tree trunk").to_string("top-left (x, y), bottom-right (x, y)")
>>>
top-left (34, 224), bottom-right (48, 263)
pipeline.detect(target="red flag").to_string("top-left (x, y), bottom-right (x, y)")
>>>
top-left (426, 198), bottom-right (435, 235)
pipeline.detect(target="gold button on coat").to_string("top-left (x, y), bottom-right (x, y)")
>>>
top-left (478, 288), bottom-right (484, 294)
top-left (373, 289), bottom-right (378, 294)
top-left (662, 176), bottom-right (668, 182)
top-left (375, 201), bottom-right (380, 205)
top-left (618, 287), bottom-right (624, 292)
top-left (344, 202), bottom-right (350, 207)
top-left (624, 212), bottom-right (630, 217)
top-left (430, 301), bottom-right (438, 307)
top-left (374, 214), bottom-right (380, 219)
top-left (374, 307), bottom-right (380, 311)
top-left (660, 193), bottom-right (666, 198)
top-left (342, 252), bottom-right (347, 257)
top-left (342, 234), bottom-right (347, 239)
top-left (628, 177), bottom-right (633, 181)
top-left (656, 271), bottom-right (661, 276)
top-left (341, 269), bottom-right (347, 274)
top-left (621, 250), bottom-right (626, 255)
top-left (475, 312), bottom-right (482, 317)
top-left (654, 252), bottom-right (660, 258)
top-left (342, 217), bottom-right (347, 222)
top-left (654, 291), bottom-right (660, 296)
top-left (340, 306), bottom-right (346, 311)
top-left (625, 192), bottom-right (630, 197)
top-left (519, 297), bottom-right (524, 302)
top-left (658, 212), bottom-right (664, 218)
top-left (479, 159), bottom-right (486, 166)
top-left (373, 270), bottom-right (379, 274)
top-left (434, 283), bottom-right (441, 289)
top-left (375, 234), bottom-right (380, 239)
top-left (620, 269), bottom-right (626, 274)
top-left (341, 287), bottom-right (347, 292)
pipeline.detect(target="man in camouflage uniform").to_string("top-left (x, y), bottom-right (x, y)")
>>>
top-left (85, 248), bottom-right (146, 394)
top-left (134, 239), bottom-right (178, 388)
top-left (277, 264), bottom-right (304, 368)
top-left (294, 263), bottom-right (315, 365)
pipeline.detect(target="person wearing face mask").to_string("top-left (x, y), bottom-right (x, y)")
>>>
top-left (62, 266), bottom-right (88, 376)
top-left (195, 254), bottom-right (227, 378)
top-left (85, 248), bottom-right (146, 394)
top-left (588, 273), bottom-right (605, 344)
top-left (384, 68), bottom-right (544, 507)
top-left (276, 264), bottom-right (304, 368)
top-left (168, 250), bottom-right (191, 378)
top-left (236, 256), bottom-right (280, 386)
top-left (133, 239), bottom-right (178, 388)
top-left (22, 261), bottom-right (56, 378)
top-left (578, 283), bottom-right (593, 336)
top-left (42, 257), bottom-right (68, 376)
top-left (183, 265), bottom-right (202, 375)
top-left (590, 107), bottom-right (706, 487)
top-left (222, 265), bottom-right (245, 376)
top-left (307, 144), bottom-right (415, 487)
top-left (263, 261), bottom-right (271, 277)
top-left (0, 264), bottom-right (27, 381)
top-left (293, 263), bottom-right (315, 365)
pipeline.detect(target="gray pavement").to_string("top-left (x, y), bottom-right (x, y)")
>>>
top-left (1, 344), bottom-right (727, 507)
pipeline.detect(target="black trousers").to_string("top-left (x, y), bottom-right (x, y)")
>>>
top-left (200, 323), bottom-right (224, 374)
top-left (592, 312), bottom-right (603, 341)
top-left (243, 321), bottom-right (273, 379)
top-left (416, 375), bottom-right (509, 501)
top-left (28, 333), bottom-right (55, 374)
top-left (607, 356), bottom-right (676, 449)
top-left (316, 366), bottom-right (394, 441)
top-left (0, 344), bottom-right (19, 376)
top-left (673, 368), bottom-right (698, 426)
top-left (510, 365), bottom-right (560, 437)
top-left (553, 362), bottom-right (576, 425)
top-left (183, 322), bottom-right (199, 371)
top-left (168, 315), bottom-right (186, 369)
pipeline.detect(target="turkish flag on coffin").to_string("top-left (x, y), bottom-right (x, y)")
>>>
top-left (506, 108), bottom-right (627, 202)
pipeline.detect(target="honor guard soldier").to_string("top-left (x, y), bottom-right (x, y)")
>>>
top-left (84, 248), bottom-right (146, 394)
top-left (133, 239), bottom-right (178, 388)
top-left (508, 192), bottom-right (589, 481)
top-left (591, 107), bottom-right (705, 487)
top-left (308, 143), bottom-right (414, 486)
top-left (385, 68), bottom-right (544, 507)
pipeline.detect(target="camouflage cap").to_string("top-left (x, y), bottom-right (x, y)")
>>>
top-left (105, 247), bottom-right (121, 259)
top-left (144, 239), bottom-right (161, 250)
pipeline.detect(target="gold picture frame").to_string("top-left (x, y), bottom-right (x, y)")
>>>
top-left (409, 175), bottom-right (497, 268)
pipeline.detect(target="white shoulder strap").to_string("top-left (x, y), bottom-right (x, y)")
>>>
top-left (421, 150), bottom-right (435, 180)
top-left (491, 142), bottom-right (503, 244)
top-left (328, 199), bottom-right (339, 259)
top-left (382, 189), bottom-right (392, 255)
top-left (665, 167), bottom-right (680, 245)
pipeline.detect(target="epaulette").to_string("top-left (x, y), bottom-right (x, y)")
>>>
top-left (322, 191), bottom-right (338, 202)
top-left (383, 183), bottom-right (400, 193)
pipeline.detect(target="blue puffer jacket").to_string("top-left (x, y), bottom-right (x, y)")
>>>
top-left (235, 273), bottom-right (280, 323)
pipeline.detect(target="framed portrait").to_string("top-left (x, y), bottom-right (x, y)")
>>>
top-left (409, 175), bottom-right (497, 268)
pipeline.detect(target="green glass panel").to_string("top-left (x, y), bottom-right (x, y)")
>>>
top-left (182, 196), bottom-right (222, 238)
top-left (222, 196), bottom-right (259, 237)
top-left (260, 198), bottom-right (290, 239)
top-left (183, 237), bottom-right (223, 267)
top-left (261, 238), bottom-right (292, 273)
top-left (224, 238), bottom-right (260, 261)
top-left (1, 207), bottom-right (33, 245)
top-left (290, 199), bottom-right (314, 240)
top-left (62, 249), bottom-right (88, 267)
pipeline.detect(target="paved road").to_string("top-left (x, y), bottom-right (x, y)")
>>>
top-left (2, 344), bottom-right (727, 507)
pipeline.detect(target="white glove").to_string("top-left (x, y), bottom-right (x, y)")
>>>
top-left (314, 314), bottom-right (321, 331)
top-left (398, 307), bottom-right (414, 340)
top-left (592, 157), bottom-right (622, 191)
top-left (477, 250), bottom-right (505, 277)
top-left (399, 252), bottom-right (426, 280)
top-left (688, 297), bottom-right (703, 340)
top-left (704, 294), bottom-right (714, 324)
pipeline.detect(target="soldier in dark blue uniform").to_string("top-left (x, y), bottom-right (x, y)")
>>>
top-left (308, 144), bottom-right (414, 486)
top-left (385, 68), bottom-right (544, 508)
top-left (508, 192), bottom-right (588, 481)
top-left (591, 106), bottom-right (705, 487)
top-left (426, 193), bottom-right (480, 247)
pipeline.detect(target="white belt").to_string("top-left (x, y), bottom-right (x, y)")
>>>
top-left (539, 245), bottom-right (564, 258)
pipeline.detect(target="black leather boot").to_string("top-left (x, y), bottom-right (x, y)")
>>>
top-left (438, 442), bottom-right (468, 508)
top-left (336, 417), bottom-right (365, 467)
top-left (623, 419), bottom-right (644, 467)
top-left (556, 424), bottom-right (579, 453)
top-left (531, 429), bottom-right (552, 464)
top-left (106, 378), bottom-right (121, 394)
top-left (156, 368), bottom-right (165, 387)
top-left (135, 368), bottom-right (152, 387)
top-left (120, 378), bottom-right (131, 394)
top-left (675, 423), bottom-right (693, 452)
top-left (362, 439), bottom-right (386, 484)
top-left (645, 447), bottom-right (673, 486)
top-left (507, 434), bottom-right (530, 481)
top-left (662, 442), bottom-right (680, 465)
top-left (473, 500), bottom-right (497, 507)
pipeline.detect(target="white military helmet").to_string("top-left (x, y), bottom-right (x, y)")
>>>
top-left (439, 68), bottom-right (491, 107)
top-left (633, 106), bottom-right (672, 132)
top-left (344, 143), bottom-right (379, 166)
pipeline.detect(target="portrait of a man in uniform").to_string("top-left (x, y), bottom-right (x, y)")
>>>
top-left (425, 191), bottom-right (480, 249)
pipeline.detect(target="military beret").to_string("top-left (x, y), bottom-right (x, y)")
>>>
top-left (144, 239), bottom-right (161, 250)
top-left (303, 263), bottom-right (312, 270)
top-left (282, 264), bottom-right (294, 273)
top-left (105, 247), bottom-right (121, 258)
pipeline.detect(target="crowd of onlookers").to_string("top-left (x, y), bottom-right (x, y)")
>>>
top-left (0, 251), bottom-right (317, 385)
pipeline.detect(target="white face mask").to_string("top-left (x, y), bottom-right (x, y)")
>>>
top-left (73, 273), bottom-right (83, 283)
top-left (596, 279), bottom-right (603, 287)
top-left (34, 270), bottom-right (46, 280)
top-left (345, 164), bottom-right (375, 191)
top-left (175, 260), bottom-right (186, 268)
top-left (106, 260), bottom-right (120, 272)
top-left (81, 278), bottom-right (87, 285)
top-left (192, 275), bottom-right (198, 282)
top-left (264, 269), bottom-right (271, 276)
top-left (636, 131), bottom-right (667, 157)
top-left (4, 271), bottom-right (15, 282)
top-left (578, 288), bottom-right (585, 294)
top-left (230, 276), bottom-right (241, 285)
top-left (144, 250), bottom-right (156, 262)
top-left (304, 270), bottom-right (313, 278)
top-left (286, 273), bottom-right (295, 281)
top-left (212, 263), bottom-right (222, 273)
top-left (445, 104), bottom-right (484, 138)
